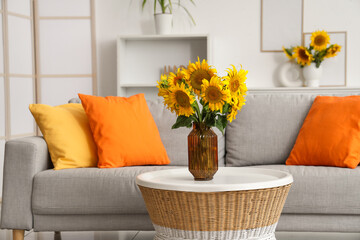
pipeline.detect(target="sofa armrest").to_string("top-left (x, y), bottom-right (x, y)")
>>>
top-left (1, 137), bottom-right (52, 230)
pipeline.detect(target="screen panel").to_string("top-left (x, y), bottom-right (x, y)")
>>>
top-left (9, 77), bottom-right (34, 135)
top-left (7, 16), bottom-right (33, 74)
top-left (0, 139), bottom-right (5, 196)
top-left (7, 0), bottom-right (31, 16)
top-left (0, 16), bottom-right (4, 74)
top-left (37, 0), bottom-right (90, 17)
top-left (40, 77), bottom-right (92, 106)
top-left (39, 19), bottom-right (92, 75)
top-left (0, 77), bottom-right (5, 137)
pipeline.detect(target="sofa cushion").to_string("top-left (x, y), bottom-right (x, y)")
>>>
top-left (147, 99), bottom-right (225, 166)
top-left (226, 94), bottom-right (316, 166)
top-left (32, 166), bottom-right (181, 215)
top-left (253, 165), bottom-right (360, 215)
top-left (286, 95), bottom-right (360, 169)
top-left (29, 103), bottom-right (98, 170)
top-left (79, 94), bottom-right (170, 168)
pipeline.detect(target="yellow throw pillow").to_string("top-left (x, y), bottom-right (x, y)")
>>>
top-left (29, 103), bottom-right (98, 170)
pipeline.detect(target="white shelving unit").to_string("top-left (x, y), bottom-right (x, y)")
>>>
top-left (117, 34), bottom-right (210, 99)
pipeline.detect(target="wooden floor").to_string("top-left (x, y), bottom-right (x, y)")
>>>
top-left (0, 230), bottom-right (360, 240)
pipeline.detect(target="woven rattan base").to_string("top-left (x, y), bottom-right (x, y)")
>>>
top-left (139, 184), bottom-right (291, 240)
top-left (153, 223), bottom-right (277, 240)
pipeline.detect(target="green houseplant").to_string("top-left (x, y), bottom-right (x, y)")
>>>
top-left (142, 0), bottom-right (196, 34)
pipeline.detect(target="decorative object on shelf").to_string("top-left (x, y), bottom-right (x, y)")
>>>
top-left (154, 13), bottom-right (172, 34)
top-left (278, 61), bottom-right (303, 87)
top-left (283, 30), bottom-right (341, 87)
top-left (157, 58), bottom-right (248, 180)
top-left (142, 0), bottom-right (196, 34)
top-left (302, 62), bottom-right (323, 87)
top-left (163, 64), bottom-right (186, 75)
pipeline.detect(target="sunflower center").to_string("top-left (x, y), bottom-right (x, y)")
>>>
top-left (298, 49), bottom-right (309, 61)
top-left (230, 78), bottom-right (240, 92)
top-left (314, 35), bottom-right (326, 46)
top-left (175, 90), bottom-right (191, 107)
top-left (205, 86), bottom-right (223, 103)
top-left (190, 69), bottom-right (211, 90)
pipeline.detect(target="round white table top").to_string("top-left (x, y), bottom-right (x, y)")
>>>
top-left (136, 167), bottom-right (293, 192)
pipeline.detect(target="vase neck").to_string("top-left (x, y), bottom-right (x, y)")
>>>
top-left (193, 123), bottom-right (210, 131)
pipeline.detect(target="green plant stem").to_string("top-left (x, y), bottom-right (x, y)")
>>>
top-left (193, 101), bottom-right (202, 123)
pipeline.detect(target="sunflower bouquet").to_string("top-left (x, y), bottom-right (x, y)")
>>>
top-left (157, 58), bottom-right (248, 134)
top-left (283, 30), bottom-right (341, 68)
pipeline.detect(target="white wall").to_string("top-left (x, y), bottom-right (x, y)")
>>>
top-left (95, 0), bottom-right (360, 96)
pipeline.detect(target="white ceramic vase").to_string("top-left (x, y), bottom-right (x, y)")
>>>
top-left (302, 63), bottom-right (322, 87)
top-left (154, 14), bottom-right (172, 35)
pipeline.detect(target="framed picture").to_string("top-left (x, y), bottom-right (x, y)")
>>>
top-left (303, 31), bottom-right (347, 86)
top-left (261, 0), bottom-right (303, 52)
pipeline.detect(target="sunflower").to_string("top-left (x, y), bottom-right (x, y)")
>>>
top-left (201, 76), bottom-right (229, 112)
top-left (157, 74), bottom-right (169, 97)
top-left (227, 95), bottom-right (246, 122)
top-left (224, 65), bottom-right (248, 97)
top-left (168, 68), bottom-right (186, 87)
top-left (293, 46), bottom-right (313, 66)
top-left (282, 46), bottom-right (295, 60)
top-left (325, 44), bottom-right (341, 58)
top-left (184, 58), bottom-right (217, 95)
top-left (169, 83), bottom-right (195, 117)
top-left (227, 107), bottom-right (238, 123)
top-left (311, 30), bottom-right (330, 51)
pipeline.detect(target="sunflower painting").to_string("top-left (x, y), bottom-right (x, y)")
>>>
top-left (157, 58), bottom-right (248, 133)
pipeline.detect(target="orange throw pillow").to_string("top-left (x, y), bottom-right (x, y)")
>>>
top-left (78, 93), bottom-right (170, 168)
top-left (286, 95), bottom-right (360, 169)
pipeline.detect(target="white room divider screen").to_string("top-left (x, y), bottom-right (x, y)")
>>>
top-left (0, 0), bottom-right (36, 197)
top-left (34, 0), bottom-right (97, 106)
top-left (0, 0), bottom-right (97, 198)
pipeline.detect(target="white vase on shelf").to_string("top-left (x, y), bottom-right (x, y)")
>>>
top-left (303, 63), bottom-right (322, 87)
top-left (154, 13), bottom-right (172, 35)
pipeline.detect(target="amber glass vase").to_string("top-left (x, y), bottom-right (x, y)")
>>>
top-left (188, 123), bottom-right (218, 181)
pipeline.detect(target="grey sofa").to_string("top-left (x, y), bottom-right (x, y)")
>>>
top-left (2, 89), bottom-right (360, 239)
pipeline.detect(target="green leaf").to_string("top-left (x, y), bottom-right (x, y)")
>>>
top-left (215, 120), bottom-right (224, 135)
top-left (192, 101), bottom-right (202, 122)
top-left (222, 103), bottom-right (231, 114)
top-left (142, 0), bottom-right (147, 11)
top-left (204, 112), bottom-right (216, 128)
top-left (172, 115), bottom-right (193, 129)
top-left (168, 0), bottom-right (173, 13)
top-left (284, 48), bottom-right (293, 57)
top-left (215, 115), bottom-right (228, 135)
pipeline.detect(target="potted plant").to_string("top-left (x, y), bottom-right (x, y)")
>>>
top-left (142, 0), bottom-right (196, 34)
top-left (283, 30), bottom-right (341, 87)
top-left (157, 58), bottom-right (248, 180)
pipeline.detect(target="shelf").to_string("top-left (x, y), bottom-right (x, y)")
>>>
top-left (117, 34), bottom-right (210, 99)
top-left (120, 83), bottom-right (157, 88)
top-left (118, 34), bottom-right (209, 41)
top-left (248, 87), bottom-right (360, 94)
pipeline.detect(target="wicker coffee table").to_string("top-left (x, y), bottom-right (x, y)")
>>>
top-left (136, 167), bottom-right (293, 240)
